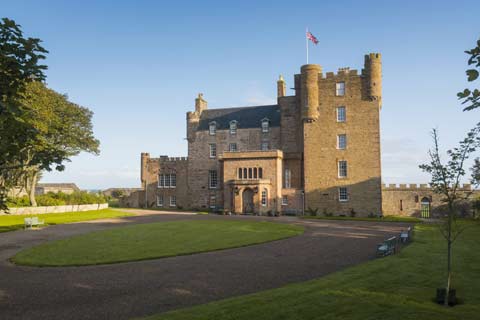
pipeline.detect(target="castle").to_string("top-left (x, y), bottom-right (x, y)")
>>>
top-left (122, 53), bottom-right (473, 217)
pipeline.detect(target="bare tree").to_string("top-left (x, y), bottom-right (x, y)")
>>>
top-left (419, 124), bottom-right (480, 305)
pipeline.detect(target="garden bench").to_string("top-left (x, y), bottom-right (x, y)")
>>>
top-left (376, 236), bottom-right (397, 257)
top-left (24, 217), bottom-right (45, 230)
top-left (400, 226), bottom-right (413, 243)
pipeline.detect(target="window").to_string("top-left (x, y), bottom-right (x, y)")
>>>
top-left (157, 195), bottom-right (163, 207)
top-left (253, 168), bottom-right (258, 179)
top-left (209, 144), bottom-right (217, 158)
top-left (339, 187), bottom-right (348, 202)
top-left (261, 189), bottom-right (268, 206)
top-left (230, 120), bottom-right (237, 135)
top-left (284, 169), bottom-right (291, 188)
top-left (261, 119), bottom-right (269, 133)
top-left (158, 174), bottom-right (165, 188)
top-left (238, 168), bottom-right (242, 179)
top-left (243, 168), bottom-right (247, 179)
top-left (337, 134), bottom-right (347, 150)
top-left (400, 199), bottom-right (403, 211)
top-left (170, 174), bottom-right (176, 188)
top-left (209, 195), bottom-right (216, 209)
top-left (336, 82), bottom-right (345, 96)
top-left (258, 167), bottom-right (263, 179)
top-left (338, 160), bottom-right (348, 178)
top-left (248, 168), bottom-right (253, 179)
top-left (170, 195), bottom-right (176, 207)
top-left (282, 195), bottom-right (288, 206)
top-left (261, 142), bottom-right (269, 151)
top-left (164, 174), bottom-right (171, 187)
top-left (229, 143), bottom-right (237, 152)
top-left (209, 122), bottom-right (216, 135)
top-left (336, 106), bottom-right (346, 122)
top-left (209, 170), bottom-right (218, 189)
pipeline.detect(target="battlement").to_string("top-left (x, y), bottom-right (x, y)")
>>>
top-left (382, 183), bottom-right (472, 191)
top-left (324, 69), bottom-right (359, 79)
top-left (156, 156), bottom-right (188, 162)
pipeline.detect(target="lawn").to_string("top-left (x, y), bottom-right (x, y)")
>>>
top-left (12, 220), bottom-right (304, 266)
top-left (0, 209), bottom-right (133, 233)
top-left (142, 220), bottom-right (480, 320)
top-left (301, 215), bottom-right (422, 223)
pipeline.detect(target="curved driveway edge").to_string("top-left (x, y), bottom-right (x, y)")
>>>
top-left (0, 210), bottom-right (411, 320)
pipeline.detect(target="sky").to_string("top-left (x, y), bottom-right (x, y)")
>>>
top-left (2, 0), bottom-right (479, 189)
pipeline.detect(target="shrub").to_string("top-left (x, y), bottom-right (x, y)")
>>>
top-left (307, 207), bottom-right (319, 216)
top-left (350, 209), bottom-right (356, 217)
top-left (7, 191), bottom-right (107, 207)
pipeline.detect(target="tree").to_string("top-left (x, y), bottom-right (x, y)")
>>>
top-left (12, 81), bottom-right (100, 206)
top-left (458, 39), bottom-right (480, 111)
top-left (0, 17), bottom-right (48, 211)
top-left (419, 124), bottom-right (480, 305)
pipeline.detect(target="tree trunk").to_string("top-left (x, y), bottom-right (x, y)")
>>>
top-left (444, 202), bottom-right (453, 306)
top-left (28, 171), bottom-right (38, 207)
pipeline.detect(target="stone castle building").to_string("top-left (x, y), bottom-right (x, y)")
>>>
top-left (122, 53), bottom-right (474, 217)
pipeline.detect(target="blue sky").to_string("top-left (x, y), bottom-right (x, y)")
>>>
top-left (3, 0), bottom-right (479, 189)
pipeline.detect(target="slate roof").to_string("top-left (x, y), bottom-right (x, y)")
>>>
top-left (197, 105), bottom-right (281, 131)
top-left (36, 183), bottom-right (80, 191)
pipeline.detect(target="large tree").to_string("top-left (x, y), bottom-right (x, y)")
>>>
top-left (420, 124), bottom-right (480, 305)
top-left (13, 81), bottom-right (100, 206)
top-left (0, 17), bottom-right (48, 211)
top-left (458, 38), bottom-right (480, 111)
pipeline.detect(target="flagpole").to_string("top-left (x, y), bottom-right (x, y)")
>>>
top-left (306, 27), bottom-right (309, 64)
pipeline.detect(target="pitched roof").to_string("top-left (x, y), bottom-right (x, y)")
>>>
top-left (197, 105), bottom-right (280, 131)
top-left (36, 183), bottom-right (80, 191)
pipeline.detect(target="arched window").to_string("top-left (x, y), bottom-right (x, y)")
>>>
top-left (261, 188), bottom-right (268, 206)
top-left (230, 120), bottom-right (237, 135)
top-left (209, 122), bottom-right (216, 135)
top-left (261, 118), bottom-right (269, 133)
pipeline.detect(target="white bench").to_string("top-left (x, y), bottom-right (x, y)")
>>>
top-left (24, 217), bottom-right (45, 229)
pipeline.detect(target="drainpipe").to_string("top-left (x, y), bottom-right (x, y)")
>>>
top-left (301, 190), bottom-right (305, 216)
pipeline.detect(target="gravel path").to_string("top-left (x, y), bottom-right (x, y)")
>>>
top-left (0, 210), bottom-right (411, 320)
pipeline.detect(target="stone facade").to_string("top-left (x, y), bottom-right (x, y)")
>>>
top-left (381, 183), bottom-right (475, 218)
top-left (125, 54), bottom-right (478, 217)
top-left (120, 53), bottom-right (393, 216)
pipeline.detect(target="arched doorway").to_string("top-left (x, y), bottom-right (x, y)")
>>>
top-left (242, 188), bottom-right (254, 214)
top-left (421, 197), bottom-right (431, 218)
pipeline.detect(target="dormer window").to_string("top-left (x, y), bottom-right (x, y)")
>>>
top-left (229, 120), bottom-right (237, 135)
top-left (261, 118), bottom-right (269, 133)
top-left (209, 122), bottom-right (216, 135)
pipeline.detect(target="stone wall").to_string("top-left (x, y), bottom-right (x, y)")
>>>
top-left (2, 203), bottom-right (108, 215)
top-left (381, 183), bottom-right (475, 217)
top-left (301, 59), bottom-right (382, 216)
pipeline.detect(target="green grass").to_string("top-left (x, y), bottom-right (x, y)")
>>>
top-left (12, 220), bottom-right (304, 266)
top-left (142, 220), bottom-right (480, 320)
top-left (301, 215), bottom-right (422, 223)
top-left (0, 209), bottom-right (133, 233)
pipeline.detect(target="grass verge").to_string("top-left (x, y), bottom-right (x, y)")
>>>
top-left (12, 220), bottom-right (304, 266)
top-left (0, 209), bottom-right (133, 233)
top-left (142, 220), bottom-right (480, 320)
top-left (301, 215), bottom-right (422, 223)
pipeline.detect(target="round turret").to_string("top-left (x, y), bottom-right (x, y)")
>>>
top-left (300, 64), bottom-right (322, 121)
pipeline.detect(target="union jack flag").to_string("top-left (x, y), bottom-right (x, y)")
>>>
top-left (306, 31), bottom-right (319, 45)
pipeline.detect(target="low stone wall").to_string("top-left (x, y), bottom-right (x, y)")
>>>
top-left (1, 203), bottom-right (109, 215)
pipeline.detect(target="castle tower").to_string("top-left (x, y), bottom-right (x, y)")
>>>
top-left (277, 75), bottom-right (286, 98)
top-left (300, 64), bottom-right (322, 121)
top-left (140, 152), bottom-right (150, 188)
top-left (195, 93), bottom-right (207, 113)
top-left (364, 53), bottom-right (382, 105)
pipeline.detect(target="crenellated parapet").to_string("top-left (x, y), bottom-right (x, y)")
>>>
top-left (382, 183), bottom-right (472, 191)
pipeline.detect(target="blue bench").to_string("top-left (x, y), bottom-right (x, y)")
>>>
top-left (376, 236), bottom-right (397, 257)
top-left (400, 226), bottom-right (413, 243)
